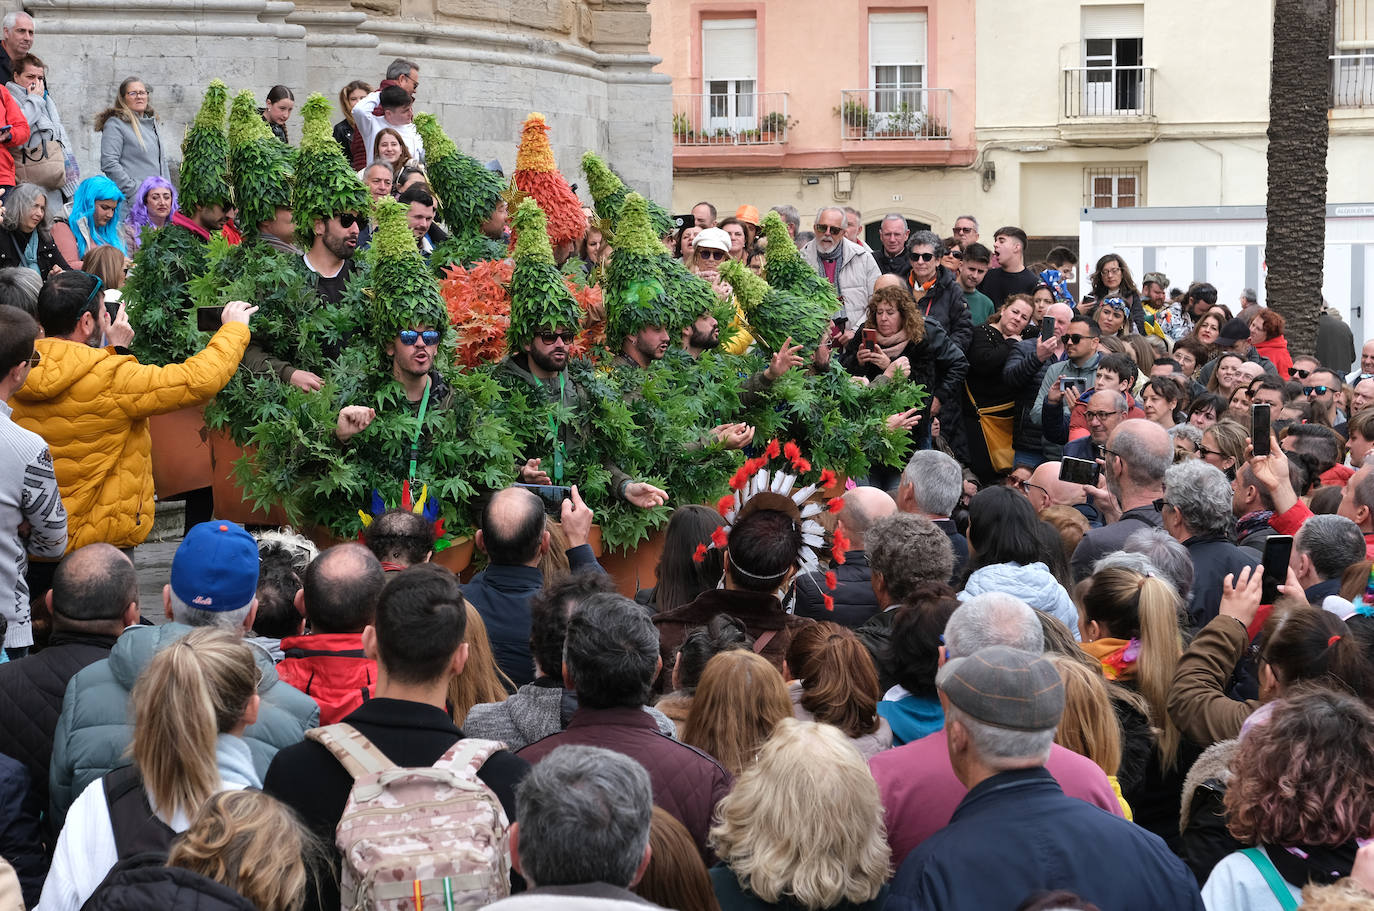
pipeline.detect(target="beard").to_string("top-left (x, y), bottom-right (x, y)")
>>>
top-left (689, 326), bottom-right (719, 350)
top-left (530, 345), bottom-right (567, 374)
top-left (323, 230), bottom-right (357, 260)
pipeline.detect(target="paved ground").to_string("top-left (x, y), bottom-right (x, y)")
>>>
top-left (132, 540), bottom-right (179, 618)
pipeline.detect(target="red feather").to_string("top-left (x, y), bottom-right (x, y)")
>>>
top-left (716, 494), bottom-right (735, 516)
top-left (692, 543), bottom-right (708, 564)
top-left (764, 439), bottom-right (781, 459)
top-left (827, 498), bottom-right (845, 513)
top-left (823, 594), bottom-right (835, 612)
top-left (711, 526), bottom-right (729, 548)
top-left (825, 571), bottom-right (838, 590)
top-left (819, 469), bottom-right (838, 490)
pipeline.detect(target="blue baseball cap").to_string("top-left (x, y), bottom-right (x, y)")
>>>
top-left (170, 520), bottom-right (259, 612)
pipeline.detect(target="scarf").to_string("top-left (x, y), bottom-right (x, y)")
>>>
top-left (1267, 841), bottom-right (1359, 889)
top-left (874, 329), bottom-right (908, 360)
top-left (1081, 637), bottom-right (1139, 681)
top-left (1236, 510), bottom-right (1275, 541)
top-left (18, 229), bottom-right (39, 272)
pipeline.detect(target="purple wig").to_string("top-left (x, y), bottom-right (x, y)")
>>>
top-left (126, 175), bottom-right (178, 250)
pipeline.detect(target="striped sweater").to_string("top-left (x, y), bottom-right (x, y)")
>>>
top-left (0, 400), bottom-right (67, 648)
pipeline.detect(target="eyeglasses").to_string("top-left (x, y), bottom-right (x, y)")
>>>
top-left (1196, 444), bottom-right (1223, 459)
top-left (909, 252), bottom-right (937, 262)
top-left (1018, 480), bottom-right (1050, 499)
top-left (1289, 367), bottom-right (1312, 379)
top-left (1152, 498), bottom-right (1171, 513)
top-left (696, 248), bottom-right (726, 261)
top-left (397, 329), bottom-right (440, 347)
top-left (26, 350), bottom-right (39, 368)
top-left (1085, 411), bottom-right (1123, 423)
top-left (125, 89), bottom-right (150, 97)
top-left (952, 226), bottom-right (975, 234)
top-left (336, 212), bottom-right (362, 229)
top-left (814, 224), bottom-right (845, 236)
top-left (1303, 385), bottom-right (1331, 396)
top-left (537, 330), bottom-right (576, 345)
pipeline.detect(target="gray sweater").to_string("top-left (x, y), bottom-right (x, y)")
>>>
top-left (99, 112), bottom-right (169, 200)
top-left (0, 401), bottom-right (67, 648)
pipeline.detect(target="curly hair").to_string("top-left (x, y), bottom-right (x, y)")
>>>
top-left (1225, 687), bottom-right (1374, 847)
top-left (866, 513), bottom-right (955, 603)
top-left (864, 284), bottom-right (925, 344)
top-left (1252, 307), bottom-right (1286, 340)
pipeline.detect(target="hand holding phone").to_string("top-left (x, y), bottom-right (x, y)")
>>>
top-left (514, 482), bottom-right (573, 516)
top-left (1251, 404), bottom-right (1271, 456)
top-left (1039, 316), bottom-right (1055, 342)
top-left (863, 327), bottom-right (878, 351)
top-left (1260, 534), bottom-right (1293, 604)
top-left (1059, 456), bottom-right (1099, 486)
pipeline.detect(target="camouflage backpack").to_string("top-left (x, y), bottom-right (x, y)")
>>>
top-left (306, 723), bottom-right (511, 911)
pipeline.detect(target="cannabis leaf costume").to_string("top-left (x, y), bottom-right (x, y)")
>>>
top-left (760, 209), bottom-right (842, 313)
top-left (293, 93), bottom-right (371, 249)
top-left (226, 89), bottom-right (295, 243)
top-left (580, 150), bottom-right (673, 238)
top-left (415, 113), bottom-right (509, 272)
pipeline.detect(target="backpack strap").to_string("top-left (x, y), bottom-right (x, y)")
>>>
top-left (305, 723), bottom-right (396, 780)
top-left (1240, 848), bottom-right (1300, 911)
top-left (752, 629), bottom-right (779, 654)
top-left (102, 765), bottom-right (176, 861)
top-left (434, 738), bottom-right (508, 777)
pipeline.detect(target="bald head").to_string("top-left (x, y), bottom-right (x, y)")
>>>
top-left (873, 273), bottom-right (904, 293)
top-left (1108, 419), bottom-right (1172, 491)
top-left (50, 543), bottom-right (138, 624)
top-left (303, 543), bottom-right (385, 633)
top-left (480, 487), bottom-right (547, 566)
top-left (840, 486), bottom-right (898, 549)
top-left (1027, 462), bottom-right (1084, 512)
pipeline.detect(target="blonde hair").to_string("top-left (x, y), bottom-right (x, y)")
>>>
top-left (446, 602), bottom-right (514, 726)
top-left (1050, 655), bottom-right (1122, 777)
top-left (709, 719), bottom-right (889, 910)
top-left (1301, 879), bottom-right (1374, 911)
top-left (168, 790), bottom-right (319, 911)
top-left (131, 628), bottom-right (258, 821)
top-left (1077, 568), bottom-right (1183, 768)
top-left (681, 650), bottom-right (792, 776)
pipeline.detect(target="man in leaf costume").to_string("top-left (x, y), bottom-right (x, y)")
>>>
top-left (295, 94), bottom-right (371, 309)
top-left (494, 198), bottom-right (667, 512)
top-left (414, 113), bottom-right (509, 273)
top-left (603, 193), bottom-right (693, 371)
top-left (511, 112), bottom-right (586, 266)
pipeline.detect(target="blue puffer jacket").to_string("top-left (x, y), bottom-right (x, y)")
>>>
top-left (47, 622), bottom-right (318, 830)
top-left (959, 561), bottom-right (1081, 640)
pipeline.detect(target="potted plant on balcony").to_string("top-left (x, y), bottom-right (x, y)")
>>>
top-left (758, 111), bottom-right (795, 142)
top-left (836, 98), bottom-right (871, 138)
top-left (672, 111), bottom-right (694, 142)
top-left (874, 101), bottom-right (924, 138)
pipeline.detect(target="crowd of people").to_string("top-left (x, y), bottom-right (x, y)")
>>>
top-left (0, 17), bottom-right (1373, 910)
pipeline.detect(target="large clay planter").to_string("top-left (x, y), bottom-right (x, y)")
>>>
top-left (207, 429), bottom-right (291, 526)
top-left (149, 406), bottom-right (213, 497)
top-left (597, 528), bottom-right (666, 598)
top-left (433, 536), bottom-right (475, 575)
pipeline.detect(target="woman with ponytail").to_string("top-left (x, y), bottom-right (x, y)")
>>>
top-left (1077, 565), bottom-right (1193, 848)
top-left (40, 628), bottom-right (263, 911)
top-left (785, 621), bottom-right (892, 758)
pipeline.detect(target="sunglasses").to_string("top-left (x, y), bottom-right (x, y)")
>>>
top-left (909, 252), bottom-right (937, 262)
top-left (952, 226), bottom-right (975, 234)
top-left (537, 330), bottom-right (576, 345)
top-left (696, 248), bottom-right (726, 261)
top-left (397, 329), bottom-right (440, 347)
top-left (78, 272), bottom-right (105, 315)
top-left (1289, 367), bottom-right (1311, 379)
top-left (1196, 444), bottom-right (1223, 459)
top-left (815, 224), bottom-right (845, 236)
top-left (1303, 385), bottom-right (1331, 396)
top-left (336, 212), bottom-right (363, 229)
top-left (946, 250), bottom-right (964, 260)
top-left (1152, 498), bottom-right (1171, 513)
top-left (1062, 333), bottom-right (1087, 344)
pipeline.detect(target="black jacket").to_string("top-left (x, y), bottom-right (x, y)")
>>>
top-left (80, 857), bottom-right (259, 911)
top-left (1184, 535), bottom-right (1261, 629)
top-left (0, 225), bottom-right (68, 277)
top-left (794, 550), bottom-right (879, 628)
top-left (873, 246), bottom-right (911, 281)
top-left (839, 317), bottom-right (967, 409)
top-left (909, 266), bottom-right (972, 352)
top-left (0, 753), bottom-right (43, 906)
top-left (0, 630), bottom-right (118, 814)
top-left (263, 697), bottom-right (530, 911)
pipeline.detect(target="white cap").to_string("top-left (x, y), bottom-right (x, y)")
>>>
top-left (694, 227), bottom-right (731, 253)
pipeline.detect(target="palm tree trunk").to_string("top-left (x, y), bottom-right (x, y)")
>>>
top-left (1263, 0), bottom-right (1335, 356)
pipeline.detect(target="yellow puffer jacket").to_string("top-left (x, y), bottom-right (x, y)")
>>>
top-left (11, 324), bottom-right (250, 551)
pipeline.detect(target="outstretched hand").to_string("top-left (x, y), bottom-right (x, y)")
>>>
top-left (624, 481), bottom-right (668, 510)
top-left (766, 337), bottom-right (806, 380)
top-left (1219, 566), bottom-right (1262, 626)
top-left (886, 408), bottom-right (922, 432)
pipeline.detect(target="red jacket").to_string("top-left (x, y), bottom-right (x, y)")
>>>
top-left (0, 89), bottom-right (32, 186)
top-left (276, 632), bottom-right (377, 725)
top-left (1253, 334), bottom-right (1292, 380)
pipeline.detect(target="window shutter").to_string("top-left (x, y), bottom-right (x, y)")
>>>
top-left (1081, 4), bottom-right (1144, 39)
top-left (702, 19), bottom-right (757, 82)
top-left (1337, 0), bottom-right (1374, 50)
top-left (869, 13), bottom-right (928, 67)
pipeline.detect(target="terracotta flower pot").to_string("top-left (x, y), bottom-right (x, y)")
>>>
top-left (433, 536), bottom-right (475, 575)
top-left (207, 429), bottom-right (291, 526)
top-left (149, 405), bottom-right (213, 497)
top-left (597, 528), bottom-right (666, 598)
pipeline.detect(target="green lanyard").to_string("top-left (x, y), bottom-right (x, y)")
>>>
top-left (408, 377), bottom-right (431, 481)
top-left (545, 371), bottom-right (565, 484)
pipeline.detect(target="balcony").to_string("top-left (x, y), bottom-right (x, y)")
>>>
top-left (837, 88), bottom-right (951, 140)
top-left (1332, 53), bottom-right (1374, 108)
top-left (671, 92), bottom-right (791, 146)
top-left (1058, 65), bottom-right (1158, 144)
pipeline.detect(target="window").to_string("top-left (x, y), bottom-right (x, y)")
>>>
top-left (1334, 0), bottom-right (1374, 106)
top-left (1081, 5), bottom-right (1144, 114)
top-left (869, 12), bottom-right (927, 117)
top-left (702, 19), bottom-right (757, 130)
top-left (1084, 167), bottom-right (1142, 208)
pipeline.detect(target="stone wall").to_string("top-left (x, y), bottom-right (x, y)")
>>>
top-left (24, 0), bottom-right (671, 206)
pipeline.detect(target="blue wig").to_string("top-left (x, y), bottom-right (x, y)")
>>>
top-left (69, 175), bottom-right (128, 257)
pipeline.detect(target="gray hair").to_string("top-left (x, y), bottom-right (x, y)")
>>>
top-left (866, 513), bottom-right (955, 602)
top-left (1296, 514), bottom-right (1367, 581)
top-left (902, 450), bottom-right (962, 517)
top-left (0, 267), bottom-right (42, 315)
top-left (880, 213), bottom-right (908, 230)
top-left (944, 593), bottom-right (1044, 658)
top-left (908, 230), bottom-right (943, 255)
top-left (563, 593), bottom-right (659, 710)
top-left (514, 745), bottom-right (653, 889)
top-left (253, 527), bottom-right (319, 572)
top-left (769, 205), bottom-right (799, 233)
top-left (1, 184), bottom-right (49, 233)
top-left (1121, 527), bottom-right (1195, 605)
top-left (168, 591), bottom-right (254, 633)
top-left (954, 214), bottom-right (979, 230)
top-left (940, 701), bottom-right (1055, 767)
top-left (1164, 460), bottom-right (1233, 538)
top-left (384, 58), bottom-right (419, 81)
top-left (1168, 423), bottom-right (1202, 447)
top-left (1, 12), bottom-right (32, 31)
top-left (815, 206), bottom-right (847, 227)
top-left (1113, 420), bottom-right (1172, 488)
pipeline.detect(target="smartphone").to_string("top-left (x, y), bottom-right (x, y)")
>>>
top-left (1040, 316), bottom-right (1055, 342)
top-left (1059, 456), bottom-right (1099, 486)
top-left (514, 483), bottom-right (572, 515)
top-left (1251, 403), bottom-right (1271, 456)
top-left (863, 327), bottom-right (878, 350)
top-left (829, 316), bottom-right (848, 340)
top-left (104, 290), bottom-right (121, 323)
top-left (196, 306), bottom-right (224, 332)
top-left (673, 214), bottom-right (692, 231)
top-left (1260, 534), bottom-right (1293, 604)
